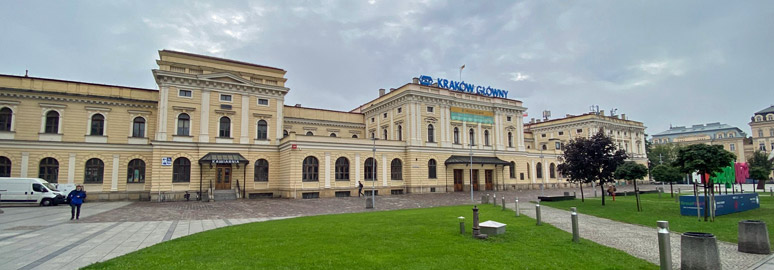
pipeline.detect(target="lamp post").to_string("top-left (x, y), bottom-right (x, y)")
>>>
top-left (470, 139), bottom-right (474, 203)
top-left (372, 137), bottom-right (377, 208)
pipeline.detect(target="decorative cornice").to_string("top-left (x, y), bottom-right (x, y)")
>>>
top-left (284, 117), bottom-right (365, 129)
top-left (153, 70), bottom-right (289, 98)
top-left (0, 87), bottom-right (156, 109)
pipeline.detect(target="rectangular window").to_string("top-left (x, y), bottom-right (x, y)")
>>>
top-left (577, 129), bottom-right (583, 133)
top-left (507, 116), bottom-right (512, 121)
top-left (383, 113), bottom-right (388, 118)
top-left (558, 131), bottom-right (564, 135)
top-left (302, 192), bottom-right (320, 199)
top-left (335, 191), bottom-right (351, 197)
top-left (371, 118), bottom-right (375, 123)
top-left (520, 173), bottom-right (524, 180)
top-left (541, 134), bottom-right (546, 138)
top-left (179, 89), bottom-right (192, 97)
top-left (555, 142), bottom-right (561, 150)
top-left (427, 106), bottom-right (434, 113)
top-left (730, 144), bottom-right (735, 151)
top-left (397, 107), bottom-right (402, 113)
top-left (220, 94), bottom-right (232, 102)
top-left (391, 189), bottom-right (404, 195)
top-left (258, 98), bottom-right (269, 106)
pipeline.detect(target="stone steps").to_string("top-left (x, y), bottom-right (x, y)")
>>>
top-left (213, 190), bottom-right (237, 201)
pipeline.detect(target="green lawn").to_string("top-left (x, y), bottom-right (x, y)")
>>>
top-left (542, 192), bottom-right (773, 247)
top-left (86, 205), bottom-right (656, 269)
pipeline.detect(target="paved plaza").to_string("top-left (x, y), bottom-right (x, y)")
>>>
top-left (0, 183), bottom-right (771, 270)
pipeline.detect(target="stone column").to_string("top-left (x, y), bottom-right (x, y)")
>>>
top-left (111, 154), bottom-right (119, 191)
top-left (354, 153), bottom-right (361, 187)
top-left (199, 90), bottom-right (210, 142)
top-left (240, 94), bottom-right (250, 144)
top-left (324, 152), bottom-right (331, 188)
top-left (517, 114), bottom-right (526, 151)
top-left (156, 86), bottom-right (169, 141)
top-left (68, 153), bottom-right (76, 184)
top-left (20, 152), bottom-right (29, 178)
top-left (276, 97), bottom-right (284, 145)
top-left (382, 154), bottom-right (388, 187)
top-left (531, 160), bottom-right (536, 184)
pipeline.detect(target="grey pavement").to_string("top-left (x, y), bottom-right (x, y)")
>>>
top-left (0, 203), bottom-right (293, 270)
top-left (508, 201), bottom-right (770, 270)
top-left (749, 254), bottom-right (774, 270)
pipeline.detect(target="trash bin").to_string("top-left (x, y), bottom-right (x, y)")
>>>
top-left (681, 232), bottom-right (720, 270)
top-left (738, 220), bottom-right (771, 254)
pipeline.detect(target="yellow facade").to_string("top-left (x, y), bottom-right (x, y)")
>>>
top-left (0, 50), bottom-right (648, 201)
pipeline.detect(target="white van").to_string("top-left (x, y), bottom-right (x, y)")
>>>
top-left (0, 178), bottom-right (66, 206)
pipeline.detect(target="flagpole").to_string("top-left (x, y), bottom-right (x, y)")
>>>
top-left (460, 64), bottom-right (465, 82)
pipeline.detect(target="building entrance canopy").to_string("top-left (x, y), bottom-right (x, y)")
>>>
top-left (198, 153), bottom-right (250, 165)
top-left (444, 155), bottom-right (510, 166)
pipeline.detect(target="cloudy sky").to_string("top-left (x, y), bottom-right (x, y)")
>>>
top-left (1, 1), bottom-right (772, 136)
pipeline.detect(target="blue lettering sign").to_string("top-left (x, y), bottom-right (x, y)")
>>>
top-left (417, 75), bottom-right (508, 99)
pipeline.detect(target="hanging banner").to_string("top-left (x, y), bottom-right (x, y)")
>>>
top-left (450, 107), bottom-right (494, 124)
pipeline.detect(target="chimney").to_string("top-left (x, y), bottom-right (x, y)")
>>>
top-left (621, 114), bottom-right (626, 120)
top-left (599, 110), bottom-right (604, 116)
top-left (295, 104), bottom-right (302, 107)
top-left (412, 77), bottom-right (419, 84)
top-left (379, 88), bottom-right (385, 96)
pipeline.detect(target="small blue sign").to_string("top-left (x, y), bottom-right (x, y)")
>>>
top-left (418, 75), bottom-right (508, 99)
top-left (161, 157), bottom-right (172, 166)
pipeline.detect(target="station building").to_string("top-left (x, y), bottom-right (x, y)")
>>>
top-left (0, 50), bottom-right (648, 201)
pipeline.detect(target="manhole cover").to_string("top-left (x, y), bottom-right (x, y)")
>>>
top-left (6, 226), bottom-right (47, 230)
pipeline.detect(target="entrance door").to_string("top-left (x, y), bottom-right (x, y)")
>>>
top-left (472, 169), bottom-right (480, 191)
top-left (216, 164), bottom-right (232, 190)
top-left (485, 170), bottom-right (493, 190)
top-left (453, 169), bottom-right (464, 191)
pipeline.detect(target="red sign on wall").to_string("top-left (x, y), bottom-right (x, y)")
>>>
top-left (292, 144), bottom-right (297, 150)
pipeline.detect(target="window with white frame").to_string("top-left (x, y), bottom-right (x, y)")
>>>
top-left (178, 89), bottom-right (192, 97)
top-left (258, 98), bottom-right (269, 106)
top-left (220, 94), bottom-right (232, 102)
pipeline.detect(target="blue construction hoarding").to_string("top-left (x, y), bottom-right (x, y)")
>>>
top-left (679, 193), bottom-right (760, 216)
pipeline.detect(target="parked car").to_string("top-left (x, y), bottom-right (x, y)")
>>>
top-left (0, 178), bottom-right (66, 206)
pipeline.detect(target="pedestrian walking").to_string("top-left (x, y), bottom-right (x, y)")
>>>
top-left (607, 185), bottom-right (617, 201)
top-left (67, 185), bottom-right (87, 220)
top-left (358, 181), bottom-right (365, 197)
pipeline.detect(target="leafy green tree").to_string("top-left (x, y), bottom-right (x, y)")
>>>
top-left (651, 164), bottom-right (682, 197)
top-left (615, 161), bottom-right (649, 211)
top-left (748, 151), bottom-right (773, 190)
top-left (647, 143), bottom-right (681, 167)
top-left (558, 129), bottom-right (628, 205)
top-left (673, 144), bottom-right (736, 221)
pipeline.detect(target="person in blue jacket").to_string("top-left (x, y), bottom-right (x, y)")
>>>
top-left (67, 185), bottom-right (87, 220)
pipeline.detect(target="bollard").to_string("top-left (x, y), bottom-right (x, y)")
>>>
top-left (594, 189), bottom-right (597, 197)
top-left (458, 216), bottom-right (465, 234)
top-left (472, 206), bottom-right (480, 236)
top-left (571, 207), bottom-right (579, 243)
top-left (486, 194), bottom-right (490, 204)
top-left (624, 191), bottom-right (627, 196)
top-left (681, 232), bottom-right (720, 270)
top-left (657, 221), bottom-right (672, 270)
top-left (493, 194), bottom-right (497, 206)
top-left (573, 191), bottom-right (576, 198)
top-left (502, 197), bottom-right (506, 210)
top-left (659, 189), bottom-right (662, 199)
top-left (515, 198), bottom-right (520, 217)
top-left (366, 197), bottom-right (374, 209)
top-left (536, 204), bottom-right (542, 225)
top-left (481, 195), bottom-right (486, 204)
top-left (738, 220), bottom-right (771, 254)
top-left (770, 187), bottom-right (772, 197)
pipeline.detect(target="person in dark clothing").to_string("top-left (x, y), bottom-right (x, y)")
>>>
top-left (358, 181), bottom-right (365, 197)
top-left (67, 185), bottom-right (87, 220)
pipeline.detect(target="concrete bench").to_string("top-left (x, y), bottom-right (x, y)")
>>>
top-left (480, 220), bottom-right (506, 235)
top-left (538, 195), bottom-right (575, 201)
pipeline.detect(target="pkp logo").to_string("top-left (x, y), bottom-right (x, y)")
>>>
top-left (418, 75), bottom-right (433, 86)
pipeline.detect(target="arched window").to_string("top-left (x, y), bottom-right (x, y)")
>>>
top-left (39, 157), bottom-right (59, 182)
top-left (0, 156), bottom-right (10, 177)
top-left (768, 114), bottom-right (774, 121)
top-left (397, 125), bottom-right (403, 141)
top-left (302, 156), bottom-right (319, 181)
top-left (509, 161), bottom-right (516, 178)
top-left (330, 133), bottom-right (337, 137)
top-left (177, 113), bottom-right (190, 136)
top-left (352, 134), bottom-right (358, 138)
top-left (536, 162), bottom-right (543, 179)
top-left (391, 159), bottom-right (402, 180)
top-left (90, 114), bottom-right (105, 136)
top-left (132, 117), bottom-right (146, 138)
top-left (335, 157), bottom-right (349, 180)
top-left (0, 107), bottom-right (12, 131)
top-left (383, 129), bottom-right (388, 140)
top-left (727, 133), bottom-right (734, 138)
top-left (508, 132), bottom-right (513, 147)
top-left (172, 157), bottom-right (191, 182)
top-left (542, 144), bottom-right (547, 150)
top-left (469, 129), bottom-right (475, 145)
top-left (306, 131), bottom-right (314, 136)
top-left (84, 158), bottom-right (104, 183)
top-left (364, 157), bottom-right (377, 180)
top-left (428, 159), bottom-right (437, 179)
top-left (254, 159), bottom-right (269, 182)
top-left (427, 124), bottom-right (434, 142)
top-left (453, 127), bottom-right (460, 144)
top-left (256, 120), bottom-right (268, 140)
top-left (127, 159), bottom-right (145, 183)
top-left (484, 130), bottom-right (490, 146)
top-left (219, 117), bottom-right (231, 138)
top-left (549, 163), bottom-right (556, 178)
top-left (283, 130), bottom-right (289, 138)
top-left (45, 111), bottom-right (60, 134)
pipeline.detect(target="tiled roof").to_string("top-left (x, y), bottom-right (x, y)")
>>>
top-left (653, 122), bottom-right (743, 136)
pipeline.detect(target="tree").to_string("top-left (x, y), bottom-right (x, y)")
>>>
top-left (748, 151), bottom-right (773, 190)
top-left (558, 129), bottom-right (628, 205)
top-left (647, 143), bottom-right (681, 167)
top-left (651, 164), bottom-right (682, 197)
top-left (673, 144), bottom-right (736, 221)
top-left (615, 161), bottom-right (649, 211)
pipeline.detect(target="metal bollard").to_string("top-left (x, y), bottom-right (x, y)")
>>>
top-left (536, 204), bottom-right (542, 225)
top-left (493, 194), bottom-right (497, 206)
top-left (594, 189), bottom-right (597, 197)
top-left (458, 216), bottom-right (465, 234)
top-left (571, 207), bottom-right (579, 243)
top-left (486, 194), bottom-right (490, 204)
top-left (515, 198), bottom-right (520, 217)
top-left (659, 189), bottom-right (662, 198)
top-left (502, 197), bottom-right (506, 210)
top-left (657, 221), bottom-right (672, 270)
top-left (770, 187), bottom-right (772, 197)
